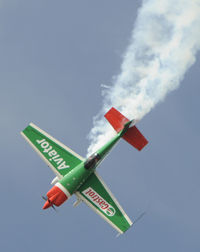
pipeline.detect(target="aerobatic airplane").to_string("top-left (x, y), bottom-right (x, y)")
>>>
top-left (21, 107), bottom-right (148, 234)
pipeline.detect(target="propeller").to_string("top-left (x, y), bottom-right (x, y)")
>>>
top-left (42, 195), bottom-right (48, 201)
top-left (51, 204), bottom-right (57, 212)
top-left (42, 195), bottom-right (57, 212)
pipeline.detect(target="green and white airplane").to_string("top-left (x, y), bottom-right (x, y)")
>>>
top-left (21, 107), bottom-right (148, 234)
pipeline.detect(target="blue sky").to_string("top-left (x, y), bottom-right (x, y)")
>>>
top-left (1, 1), bottom-right (200, 251)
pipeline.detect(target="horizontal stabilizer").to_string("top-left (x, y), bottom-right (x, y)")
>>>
top-left (123, 126), bottom-right (148, 151)
top-left (104, 107), bottom-right (129, 133)
top-left (104, 107), bottom-right (148, 151)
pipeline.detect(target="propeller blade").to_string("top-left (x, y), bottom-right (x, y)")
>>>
top-left (42, 195), bottom-right (48, 201)
top-left (51, 204), bottom-right (57, 212)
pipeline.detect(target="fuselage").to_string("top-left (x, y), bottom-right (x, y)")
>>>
top-left (42, 130), bottom-right (125, 209)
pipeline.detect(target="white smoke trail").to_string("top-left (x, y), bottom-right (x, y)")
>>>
top-left (87, 0), bottom-right (200, 155)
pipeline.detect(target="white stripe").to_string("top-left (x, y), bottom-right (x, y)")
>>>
top-left (55, 182), bottom-right (71, 198)
top-left (94, 171), bottom-right (133, 226)
top-left (29, 123), bottom-right (84, 161)
top-left (75, 192), bottom-right (124, 234)
top-left (21, 132), bottom-right (63, 179)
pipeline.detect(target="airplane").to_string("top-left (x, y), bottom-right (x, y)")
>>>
top-left (21, 107), bottom-right (148, 234)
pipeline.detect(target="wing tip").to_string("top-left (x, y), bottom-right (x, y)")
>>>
top-left (20, 131), bottom-right (26, 138)
top-left (29, 122), bottom-right (36, 128)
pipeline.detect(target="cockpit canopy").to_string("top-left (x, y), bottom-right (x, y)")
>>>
top-left (84, 153), bottom-right (101, 170)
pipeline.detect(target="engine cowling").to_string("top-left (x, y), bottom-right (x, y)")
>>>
top-left (43, 183), bottom-right (70, 209)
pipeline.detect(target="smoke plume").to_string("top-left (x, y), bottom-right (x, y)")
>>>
top-left (88, 0), bottom-right (200, 155)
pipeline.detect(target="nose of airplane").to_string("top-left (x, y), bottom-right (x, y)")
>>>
top-left (43, 200), bottom-right (52, 209)
top-left (42, 184), bottom-right (69, 210)
top-left (42, 194), bottom-right (58, 209)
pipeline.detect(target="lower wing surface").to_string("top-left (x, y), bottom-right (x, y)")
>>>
top-left (21, 123), bottom-right (84, 178)
top-left (76, 172), bottom-right (132, 234)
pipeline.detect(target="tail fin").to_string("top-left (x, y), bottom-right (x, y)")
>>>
top-left (104, 107), bottom-right (148, 151)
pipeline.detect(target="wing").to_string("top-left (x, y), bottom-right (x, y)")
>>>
top-left (76, 172), bottom-right (132, 234)
top-left (21, 123), bottom-right (84, 178)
